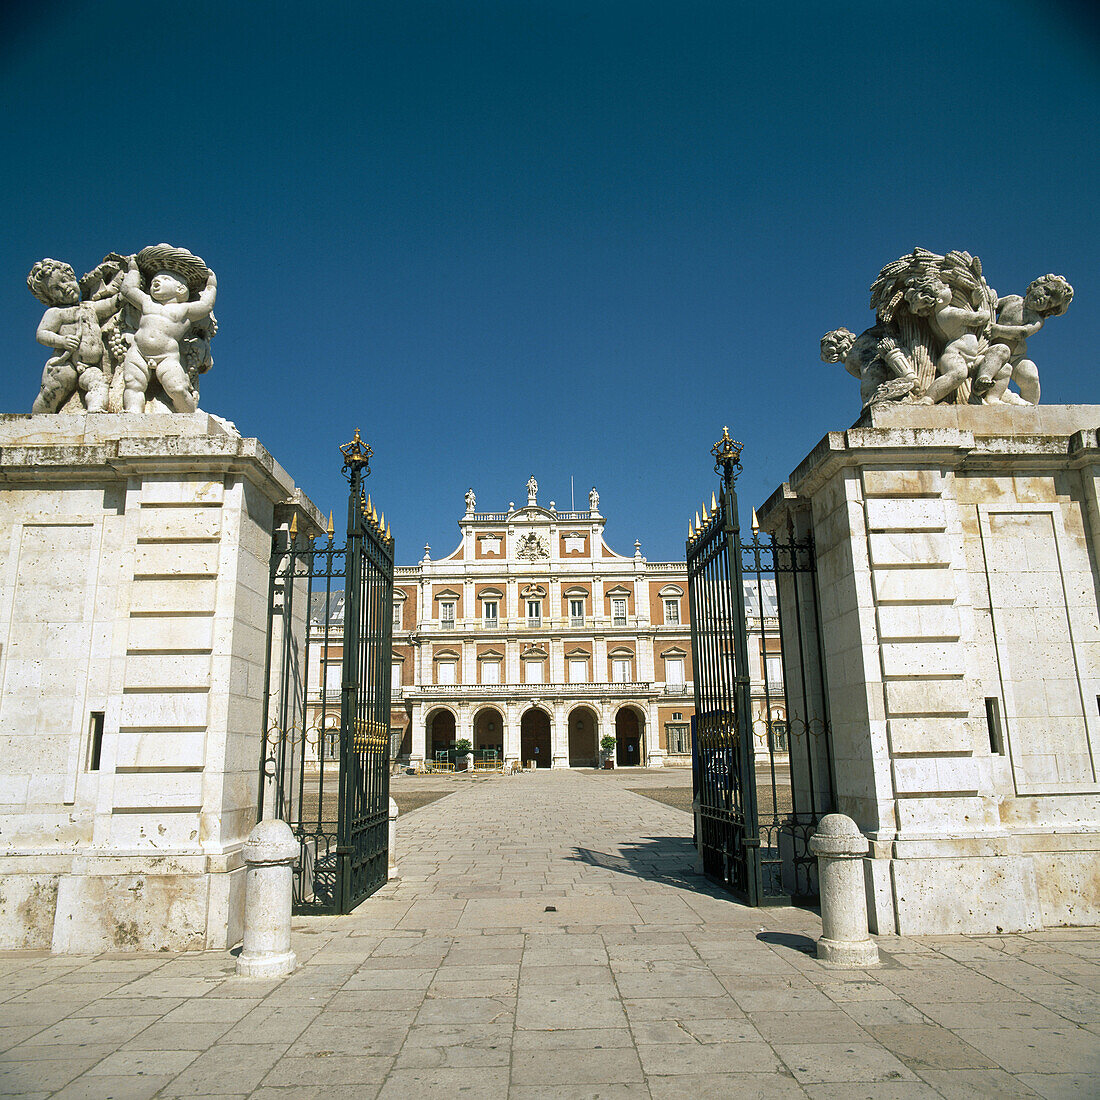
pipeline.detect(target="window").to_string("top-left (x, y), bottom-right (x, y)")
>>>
top-left (440, 601), bottom-right (456, 629)
top-left (437, 660), bottom-right (457, 685)
top-left (611, 597), bottom-right (627, 626)
top-left (393, 602), bottom-right (404, 630)
top-left (322, 724), bottom-right (340, 761)
top-left (481, 660), bottom-right (501, 685)
top-left (569, 598), bottom-right (585, 627)
top-left (87, 711), bottom-right (104, 771)
top-left (768, 720), bottom-right (789, 752)
top-left (568, 658), bottom-right (588, 684)
top-left (524, 659), bottom-right (544, 684)
top-left (663, 598), bottom-right (680, 625)
top-left (324, 660), bottom-right (341, 692)
top-left (612, 657), bottom-right (632, 683)
top-left (527, 600), bottom-right (542, 627)
top-left (391, 662), bottom-right (402, 689)
top-left (765, 655), bottom-right (783, 683)
top-left (483, 599), bottom-right (499, 627)
top-left (666, 723), bottom-right (690, 754)
top-left (664, 657), bottom-right (685, 686)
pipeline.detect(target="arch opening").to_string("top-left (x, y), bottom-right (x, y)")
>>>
top-left (615, 706), bottom-right (645, 767)
top-left (427, 708), bottom-right (456, 763)
top-left (568, 705), bottom-right (599, 768)
top-left (474, 706), bottom-right (505, 762)
top-left (520, 707), bottom-right (552, 768)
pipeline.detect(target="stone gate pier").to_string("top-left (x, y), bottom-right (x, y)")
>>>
top-left (0, 413), bottom-right (318, 951)
top-left (759, 403), bottom-right (1100, 934)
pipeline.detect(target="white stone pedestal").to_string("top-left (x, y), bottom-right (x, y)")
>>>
top-left (759, 404), bottom-right (1100, 934)
top-left (810, 814), bottom-right (880, 967)
top-left (0, 413), bottom-right (320, 951)
top-left (236, 819), bottom-right (298, 978)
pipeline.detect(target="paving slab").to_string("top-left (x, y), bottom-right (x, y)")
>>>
top-left (0, 770), bottom-right (1098, 1096)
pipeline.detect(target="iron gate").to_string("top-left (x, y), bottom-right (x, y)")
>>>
top-left (687, 428), bottom-right (834, 905)
top-left (257, 430), bottom-right (395, 914)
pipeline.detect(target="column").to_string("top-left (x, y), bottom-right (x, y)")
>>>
top-left (504, 702), bottom-right (521, 764)
top-left (551, 701), bottom-right (569, 768)
top-left (645, 700), bottom-right (664, 767)
top-left (410, 701), bottom-right (426, 766)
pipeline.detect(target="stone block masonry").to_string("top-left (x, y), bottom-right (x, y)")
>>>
top-left (0, 413), bottom-right (321, 951)
top-left (758, 404), bottom-right (1100, 935)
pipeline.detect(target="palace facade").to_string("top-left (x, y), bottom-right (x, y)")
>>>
top-left (309, 479), bottom-right (786, 769)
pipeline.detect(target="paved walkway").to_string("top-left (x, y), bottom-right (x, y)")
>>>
top-left (2, 770), bottom-right (1099, 1098)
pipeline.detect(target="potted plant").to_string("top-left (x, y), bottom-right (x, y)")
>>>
top-left (454, 738), bottom-right (473, 771)
top-left (600, 734), bottom-right (617, 769)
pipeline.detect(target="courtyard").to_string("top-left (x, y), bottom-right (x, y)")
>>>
top-left (1, 769), bottom-right (1098, 1098)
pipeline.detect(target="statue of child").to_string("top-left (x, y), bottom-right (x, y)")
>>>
top-left (820, 325), bottom-right (918, 407)
top-left (120, 244), bottom-right (217, 413)
top-left (905, 276), bottom-right (993, 405)
top-left (29, 257), bottom-right (124, 413)
top-left (975, 274), bottom-right (1074, 405)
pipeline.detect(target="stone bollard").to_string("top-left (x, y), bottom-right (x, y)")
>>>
top-left (236, 819), bottom-right (298, 978)
top-left (465, 752), bottom-right (474, 773)
top-left (388, 796), bottom-right (399, 878)
top-left (808, 814), bottom-right (880, 968)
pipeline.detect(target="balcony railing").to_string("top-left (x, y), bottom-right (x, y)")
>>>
top-left (416, 614), bottom-right (652, 633)
top-left (410, 681), bottom-right (657, 699)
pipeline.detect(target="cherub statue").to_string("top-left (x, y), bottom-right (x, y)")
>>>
top-left (29, 255), bottom-right (125, 413)
top-left (974, 274), bottom-right (1074, 405)
top-left (903, 274), bottom-right (994, 405)
top-left (828, 248), bottom-right (1074, 409)
top-left (820, 325), bottom-right (918, 407)
top-left (120, 244), bottom-right (217, 413)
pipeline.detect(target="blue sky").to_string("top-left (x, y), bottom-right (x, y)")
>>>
top-left (2, 1), bottom-right (1098, 563)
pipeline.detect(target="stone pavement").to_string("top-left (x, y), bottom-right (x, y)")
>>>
top-left (1, 770), bottom-right (1099, 1099)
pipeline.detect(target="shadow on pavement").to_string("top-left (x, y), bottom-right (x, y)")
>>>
top-left (568, 836), bottom-right (732, 899)
top-left (756, 930), bottom-right (817, 954)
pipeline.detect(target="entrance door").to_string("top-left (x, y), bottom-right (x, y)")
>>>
top-left (428, 709), bottom-right (456, 762)
top-left (615, 708), bottom-right (642, 766)
top-left (474, 707), bottom-right (504, 762)
top-left (568, 707), bottom-right (598, 767)
top-left (520, 708), bottom-right (551, 767)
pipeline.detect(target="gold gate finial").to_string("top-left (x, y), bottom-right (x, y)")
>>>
top-left (711, 426), bottom-right (744, 480)
top-left (340, 428), bottom-right (373, 478)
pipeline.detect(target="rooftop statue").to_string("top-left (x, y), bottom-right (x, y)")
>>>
top-left (29, 244), bottom-right (217, 414)
top-left (29, 255), bottom-right (125, 414)
top-left (821, 248), bottom-right (1072, 408)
